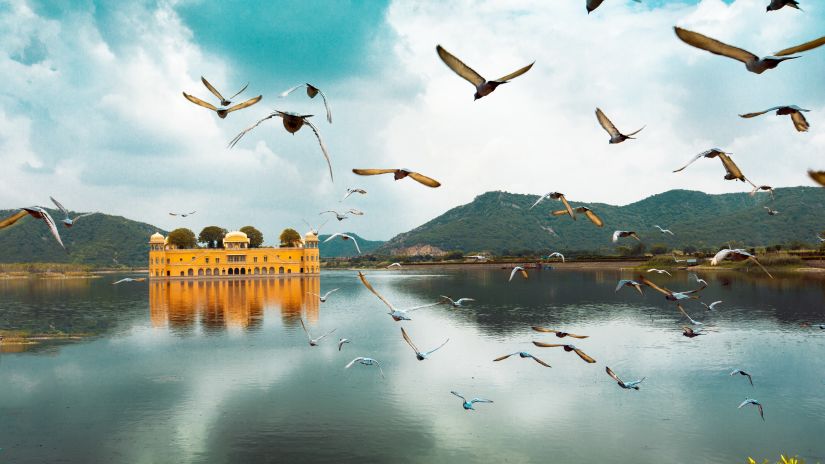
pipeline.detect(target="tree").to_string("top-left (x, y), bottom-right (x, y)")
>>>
top-left (167, 228), bottom-right (197, 249)
top-left (279, 228), bottom-right (301, 247)
top-left (240, 225), bottom-right (264, 248)
top-left (649, 243), bottom-right (668, 255)
top-left (198, 226), bottom-right (227, 248)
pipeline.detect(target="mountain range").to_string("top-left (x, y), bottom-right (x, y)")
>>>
top-left (318, 233), bottom-right (384, 258)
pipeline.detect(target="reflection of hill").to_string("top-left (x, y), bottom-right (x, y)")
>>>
top-left (149, 277), bottom-right (320, 332)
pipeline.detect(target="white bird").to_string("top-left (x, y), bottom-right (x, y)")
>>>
top-left (112, 277), bottom-right (146, 285)
top-left (357, 272), bottom-right (444, 321)
top-left (341, 188), bottom-right (366, 201)
top-left (465, 255), bottom-right (488, 261)
top-left (324, 233), bottom-right (361, 254)
top-left (299, 318), bottom-right (336, 346)
top-left (749, 183), bottom-right (775, 199)
top-left (436, 44), bottom-right (534, 101)
top-left (0, 207), bottom-right (65, 249)
top-left (401, 327), bottom-right (449, 361)
top-left (279, 83), bottom-right (332, 123)
top-left (654, 225), bottom-right (674, 235)
top-left (338, 338), bottom-right (350, 351)
top-left (346, 208), bottom-right (364, 216)
top-left (493, 351), bottom-right (552, 368)
top-left (677, 303), bottom-right (703, 326)
top-left (674, 27), bottom-right (807, 74)
top-left (586, 0), bottom-right (641, 14)
top-left (738, 398), bottom-right (765, 421)
top-left (730, 369), bottom-right (754, 387)
top-left (766, 0), bottom-right (800, 11)
top-left (345, 357), bottom-right (384, 378)
top-left (740, 105), bottom-right (810, 132)
top-left (817, 235), bottom-right (825, 243)
top-left (647, 269), bottom-right (672, 276)
top-left (701, 300), bottom-right (723, 311)
top-left (302, 219), bottom-right (329, 236)
top-left (690, 273), bottom-right (708, 287)
top-left (605, 366), bottom-right (645, 390)
top-left (169, 211), bottom-right (197, 217)
top-left (307, 288), bottom-right (339, 303)
top-left (49, 197), bottom-right (96, 228)
top-left (440, 296), bottom-right (475, 307)
top-left (596, 108), bottom-right (644, 144)
top-left (509, 266), bottom-right (528, 282)
top-left (613, 231), bottom-right (641, 243)
top-left (615, 279), bottom-right (644, 296)
top-left (711, 249), bottom-right (773, 278)
top-left (764, 206), bottom-right (780, 216)
top-left (546, 252), bottom-right (565, 262)
top-left (387, 262), bottom-right (402, 269)
top-left (451, 391), bottom-right (493, 410)
top-left (321, 210), bottom-right (349, 221)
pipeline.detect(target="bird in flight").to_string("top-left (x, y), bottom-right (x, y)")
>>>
top-left (682, 326), bottom-right (704, 338)
top-left (229, 111), bottom-right (333, 182)
top-left (766, 0), bottom-right (800, 11)
top-left (531, 327), bottom-right (589, 339)
top-left (346, 208), bottom-right (364, 216)
top-left (321, 210), bottom-right (350, 222)
top-left (451, 391), bottom-right (493, 410)
top-left (673, 148), bottom-right (747, 182)
top-left (613, 230), bottom-right (641, 243)
top-left (711, 249), bottom-right (773, 278)
top-left (531, 192), bottom-right (575, 219)
top-left (401, 327), bottom-right (449, 361)
top-left (532, 342), bottom-right (596, 363)
top-left (279, 83), bottom-right (332, 123)
top-left (615, 279), bottom-right (644, 296)
top-left (553, 206), bottom-right (604, 227)
top-left (595, 108), bottom-right (644, 144)
top-left (748, 183), bottom-right (775, 199)
top-left (324, 233), bottom-right (361, 254)
top-left (338, 338), bottom-right (350, 351)
top-left (738, 398), bottom-right (765, 421)
top-left (302, 219), bottom-right (328, 236)
top-left (605, 366), bottom-right (645, 390)
top-left (0, 207), bottom-right (65, 249)
top-left (352, 168), bottom-right (441, 188)
top-left (169, 211), bottom-right (197, 217)
top-left (586, 0), bottom-right (641, 14)
top-left (764, 206), bottom-right (780, 216)
top-left (647, 269), bottom-right (672, 276)
top-left (654, 225), bottom-right (674, 235)
top-left (345, 357), bottom-right (384, 378)
top-left (701, 300), bottom-right (723, 311)
top-left (182, 76), bottom-right (261, 118)
top-left (112, 277), bottom-right (146, 285)
top-left (307, 288), bottom-right (339, 303)
top-left (740, 105), bottom-right (810, 132)
top-left (49, 197), bottom-right (95, 228)
top-left (465, 255), bottom-right (488, 261)
top-left (809, 170), bottom-right (825, 187)
top-left (508, 266), bottom-right (528, 282)
top-left (638, 276), bottom-right (705, 302)
top-left (440, 296), bottom-right (475, 307)
top-left (357, 272), bottom-right (444, 321)
top-left (730, 369), bottom-right (754, 387)
top-left (677, 304), bottom-right (703, 326)
top-left (436, 44), bottom-right (534, 101)
top-left (387, 262), bottom-right (402, 269)
top-left (341, 188), bottom-right (366, 201)
top-left (299, 318), bottom-right (336, 347)
top-left (546, 252), bottom-right (565, 262)
top-left (493, 351), bottom-right (552, 368)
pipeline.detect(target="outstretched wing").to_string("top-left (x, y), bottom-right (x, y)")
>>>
top-left (718, 153), bottom-right (745, 181)
top-left (423, 338), bottom-right (449, 356)
top-left (227, 112), bottom-right (280, 149)
top-left (791, 111), bottom-right (809, 132)
top-left (672, 152), bottom-right (706, 173)
top-left (495, 61), bottom-right (534, 83)
top-left (38, 209), bottom-right (65, 249)
top-left (530, 355), bottom-right (552, 368)
top-left (228, 82), bottom-right (249, 100)
top-left (322, 288), bottom-right (340, 299)
top-left (71, 212), bottom-right (96, 223)
top-left (352, 168), bottom-right (397, 176)
top-left (531, 326), bottom-right (558, 334)
top-left (315, 328), bottom-right (336, 342)
top-left (582, 208), bottom-right (604, 227)
top-left (673, 27), bottom-right (758, 64)
top-left (348, 235), bottom-right (361, 254)
top-left (450, 391), bottom-right (466, 401)
top-left (304, 119), bottom-right (334, 182)
top-left (279, 84), bottom-right (304, 97)
top-left (493, 353), bottom-right (515, 362)
top-left (357, 272), bottom-right (396, 312)
top-left (739, 107), bottom-right (780, 118)
top-left (49, 197), bottom-right (68, 216)
top-left (0, 210), bottom-right (29, 229)
top-left (200, 76), bottom-right (226, 102)
top-left (182, 92), bottom-right (218, 112)
top-left (408, 171), bottom-right (442, 188)
top-left (299, 318), bottom-right (312, 342)
top-left (345, 357), bottom-right (364, 369)
top-left (436, 45), bottom-right (485, 87)
top-left (809, 170), bottom-right (825, 187)
top-left (747, 256), bottom-right (773, 279)
top-left (773, 35), bottom-right (825, 57)
top-left (559, 195), bottom-right (576, 220)
top-left (605, 366), bottom-right (622, 383)
top-left (532, 342), bottom-right (563, 347)
top-left (314, 87), bottom-right (333, 123)
top-left (595, 108), bottom-right (620, 137)
top-left (573, 348), bottom-right (597, 363)
top-left (225, 95), bottom-right (263, 115)
top-left (401, 327), bottom-right (420, 354)
top-left (638, 276), bottom-right (671, 296)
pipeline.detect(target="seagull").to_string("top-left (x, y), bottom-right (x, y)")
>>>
top-left (767, 0), bottom-right (800, 11)
top-left (647, 269), bottom-right (672, 276)
top-left (321, 210), bottom-right (349, 222)
top-left (546, 252), bottom-right (565, 262)
top-left (351, 168), bottom-right (440, 188)
top-left (279, 83), bottom-right (332, 123)
top-left (740, 105), bottom-right (810, 132)
top-left (357, 272), bottom-right (444, 321)
top-left (552, 206), bottom-right (604, 227)
top-left (701, 300), bottom-right (722, 311)
top-left (387, 262), bottom-right (402, 269)
top-left (112, 277), bottom-right (146, 285)
top-left (595, 108), bottom-right (644, 144)
top-left (764, 206), bottom-right (780, 216)
top-left (345, 357), bottom-right (384, 378)
top-left (465, 255), bottom-right (488, 261)
top-left (586, 0), bottom-right (642, 14)
top-left (169, 211), bottom-right (197, 217)
top-left (302, 219), bottom-right (329, 236)
top-left (324, 233), bottom-right (361, 254)
top-left (615, 279), bottom-right (645, 296)
top-left (0, 207), bottom-right (65, 249)
top-left (638, 276), bottom-right (705, 302)
top-left (435, 44), bottom-right (534, 101)
top-left (299, 318), bottom-right (336, 347)
top-left (748, 183), bottom-right (775, 199)
top-left (228, 111), bottom-right (333, 182)
top-left (451, 391), bottom-right (493, 410)
top-left (346, 208), bottom-right (364, 216)
top-left (711, 249), bottom-right (773, 278)
top-left (673, 27), bottom-right (805, 74)
top-left (493, 351), bottom-right (552, 367)
top-left (532, 342), bottom-right (596, 363)
top-left (809, 170), bottom-right (825, 187)
top-left (440, 296), bottom-right (475, 307)
top-left (654, 225), bottom-right (674, 235)
top-left (48, 197), bottom-right (95, 228)
top-left (338, 338), bottom-right (350, 351)
top-left (307, 288), bottom-right (339, 303)
top-left (738, 398), bottom-right (765, 421)
top-left (401, 327), bottom-right (449, 361)
top-left (509, 266), bottom-right (528, 282)
top-left (613, 231), bottom-right (641, 243)
top-left (817, 234), bottom-right (825, 243)
top-left (182, 77), bottom-right (261, 119)
top-left (677, 304), bottom-right (703, 326)
top-left (690, 273), bottom-right (709, 287)
top-left (530, 192), bottom-right (574, 218)
top-left (672, 148), bottom-right (747, 182)
top-left (682, 326), bottom-right (704, 338)
top-left (605, 366), bottom-right (645, 390)
top-left (730, 369), bottom-right (754, 387)
top-left (531, 327), bottom-right (589, 339)
top-left (341, 188), bottom-right (366, 201)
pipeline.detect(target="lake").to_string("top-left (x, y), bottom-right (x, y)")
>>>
top-left (1, 269), bottom-right (824, 463)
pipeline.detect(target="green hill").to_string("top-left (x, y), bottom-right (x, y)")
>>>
top-left (377, 187), bottom-right (825, 256)
top-left (318, 233), bottom-right (384, 258)
top-left (0, 209), bottom-right (163, 268)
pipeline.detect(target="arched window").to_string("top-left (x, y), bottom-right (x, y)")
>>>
top-left (214, 268), bottom-right (219, 276)
top-left (205, 269), bottom-right (212, 276)
top-left (254, 267), bottom-right (260, 275)
top-left (269, 267), bottom-right (275, 274)
top-left (279, 266), bottom-right (284, 274)
top-left (180, 271), bottom-right (184, 276)
top-left (228, 268), bottom-right (234, 275)
top-left (287, 269), bottom-right (292, 274)
top-left (188, 269), bottom-right (194, 276)
top-left (240, 268), bottom-right (246, 275)
top-left (198, 269), bottom-right (204, 276)
top-left (221, 269), bottom-right (226, 275)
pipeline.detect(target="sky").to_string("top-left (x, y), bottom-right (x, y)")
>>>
top-left (1, 0), bottom-right (824, 243)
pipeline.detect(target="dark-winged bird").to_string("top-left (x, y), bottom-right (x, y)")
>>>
top-left (436, 45), bottom-right (534, 100)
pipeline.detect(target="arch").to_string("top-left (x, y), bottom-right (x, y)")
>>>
top-left (228, 268), bottom-right (234, 275)
top-left (221, 269), bottom-right (226, 275)
top-left (197, 269), bottom-right (204, 276)
top-left (167, 271), bottom-right (170, 276)
top-left (279, 266), bottom-right (285, 274)
top-left (205, 269), bottom-right (212, 276)
top-left (287, 269), bottom-right (292, 274)
top-left (187, 269), bottom-right (194, 276)
top-left (214, 268), bottom-right (219, 276)
top-left (240, 268), bottom-right (246, 275)
top-left (180, 271), bottom-right (184, 276)
top-left (269, 267), bottom-right (275, 274)
top-left (254, 267), bottom-right (260, 275)
top-left (300, 268), bottom-right (304, 273)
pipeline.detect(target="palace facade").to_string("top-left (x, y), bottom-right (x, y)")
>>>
top-left (148, 230), bottom-right (320, 279)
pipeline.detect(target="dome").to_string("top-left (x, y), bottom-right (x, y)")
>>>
top-left (304, 231), bottom-right (319, 241)
top-left (149, 232), bottom-right (165, 244)
top-left (223, 230), bottom-right (250, 244)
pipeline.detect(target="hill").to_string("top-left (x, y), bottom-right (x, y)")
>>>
top-left (0, 209), bottom-right (163, 267)
top-left (377, 187), bottom-right (825, 256)
top-left (318, 233), bottom-right (385, 258)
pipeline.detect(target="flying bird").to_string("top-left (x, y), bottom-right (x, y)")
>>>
top-left (357, 272), bottom-right (444, 321)
top-left (49, 197), bottom-right (95, 228)
top-left (615, 279), bottom-right (644, 296)
top-left (647, 269), bottom-right (672, 276)
top-left (345, 357), bottom-right (384, 378)
top-left (764, 206), bottom-right (780, 216)
top-left (346, 208), bottom-right (364, 216)
top-left (595, 108), bottom-right (644, 144)
top-left (639, 276), bottom-right (705, 302)
top-left (809, 170), bottom-right (825, 186)
top-left (436, 44), bottom-right (534, 100)
top-left (673, 27), bottom-right (804, 74)
top-left (532, 342), bottom-right (596, 363)
top-left (338, 338), bottom-right (351, 351)
top-left (465, 255), bottom-right (488, 261)
top-left (613, 231), bottom-right (641, 243)
top-left (772, 35), bottom-right (825, 57)
top-left (401, 327), bottom-right (449, 361)
top-left (440, 296), bottom-right (475, 307)
top-left (387, 262), bottom-right (402, 269)
top-left (748, 183), bottom-right (775, 198)
top-left (531, 327), bottom-right (588, 339)
top-left (682, 326), bottom-right (704, 338)
top-left (307, 288), bottom-right (339, 303)
top-left (740, 105), bottom-right (810, 132)
top-left (302, 219), bottom-right (329, 236)
top-left (279, 83), bottom-right (332, 123)
top-left (672, 148), bottom-right (746, 182)
top-left (711, 249), bottom-right (773, 278)
top-left (553, 206), bottom-right (604, 227)
top-left (323, 233), bottom-right (361, 254)
top-left (182, 76), bottom-right (261, 119)
top-left (351, 168), bottom-right (440, 188)
top-left (112, 277), bottom-right (146, 285)
top-left (677, 304), bottom-right (703, 326)
top-left (654, 225), bottom-right (674, 235)
top-left (587, 0), bottom-right (642, 14)
top-left (0, 207), bottom-right (65, 249)
top-left (341, 188), bottom-right (366, 201)
top-left (766, 0), bottom-right (800, 11)
top-left (451, 391), bottom-right (493, 410)
top-left (508, 266), bottom-right (528, 282)
top-left (320, 210), bottom-right (349, 222)
top-left (229, 111), bottom-right (333, 182)
top-left (701, 300), bottom-right (722, 311)
top-left (169, 211), bottom-right (197, 217)
top-left (199, 76), bottom-right (250, 106)
top-left (730, 369), bottom-right (754, 387)
top-left (738, 398), bottom-right (764, 421)
top-left (531, 192), bottom-right (575, 219)
top-left (299, 318), bottom-right (336, 346)
top-left (493, 351), bottom-right (551, 367)
top-left (546, 252), bottom-right (565, 262)
top-left (605, 366), bottom-right (645, 390)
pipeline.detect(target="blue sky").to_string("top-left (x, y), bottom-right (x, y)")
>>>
top-left (1, 0), bottom-right (823, 243)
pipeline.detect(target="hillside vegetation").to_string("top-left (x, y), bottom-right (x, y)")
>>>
top-left (318, 233), bottom-right (385, 258)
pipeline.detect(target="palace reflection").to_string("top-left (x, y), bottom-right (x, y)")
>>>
top-left (149, 277), bottom-right (320, 332)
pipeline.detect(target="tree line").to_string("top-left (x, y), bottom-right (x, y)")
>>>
top-left (165, 226), bottom-right (303, 249)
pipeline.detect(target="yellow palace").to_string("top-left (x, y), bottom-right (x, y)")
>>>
top-left (148, 229), bottom-right (320, 279)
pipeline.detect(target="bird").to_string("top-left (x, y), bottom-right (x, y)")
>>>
top-left (279, 83), bottom-right (332, 123)
top-left (299, 318), bottom-right (336, 346)
top-left (711, 249), bottom-right (773, 278)
top-left (321, 210), bottom-right (349, 222)
top-left (435, 44), bottom-right (534, 100)
top-left (509, 266), bottom-right (528, 282)
top-left (809, 170), bottom-right (825, 187)
top-left (440, 296), bottom-right (475, 307)
top-left (387, 262), bottom-right (402, 269)
top-left (638, 276), bottom-right (705, 302)
top-left (553, 206), bottom-right (604, 227)
top-left (531, 327), bottom-right (588, 339)
top-left (766, 0), bottom-right (800, 11)
top-left (677, 304), bottom-right (703, 326)
top-left (701, 300), bottom-right (722, 311)
top-left (546, 252), bottom-right (565, 262)
top-left (341, 188), bottom-right (366, 201)
top-left (48, 197), bottom-right (95, 228)
top-left (465, 255), bottom-right (488, 261)
top-left (586, 0), bottom-right (642, 14)
top-left (357, 272), bottom-right (444, 321)
top-left (738, 398), bottom-right (765, 421)
top-left (531, 192), bottom-right (575, 218)
top-left (740, 105), bottom-right (810, 132)
top-left (112, 277), bottom-right (146, 285)
top-left (595, 108), bottom-right (644, 144)
top-left (673, 27), bottom-right (805, 74)
top-left (346, 208), bottom-right (364, 216)
top-left (338, 338), bottom-right (350, 351)
top-left (169, 211), bottom-right (197, 217)
top-left (615, 279), bottom-right (644, 296)
top-left (682, 326), bottom-right (704, 338)
top-left (345, 357), bottom-right (384, 378)
top-left (613, 231), bottom-right (641, 243)
top-left (228, 111), bottom-right (333, 182)
top-left (451, 391), bottom-right (493, 410)
top-left (302, 219), bottom-right (328, 236)
top-left (730, 369), bottom-right (754, 387)
top-left (324, 233), bottom-right (361, 254)
top-left (532, 342), bottom-right (596, 363)
top-left (0, 207), bottom-right (65, 249)
top-left (772, 35), bottom-right (825, 57)
top-left (182, 77), bottom-right (261, 119)
top-left (818, 234), bottom-right (825, 243)
top-left (605, 366), bottom-right (645, 390)
top-left (493, 351), bottom-right (551, 367)
top-left (748, 183), bottom-right (775, 199)
top-left (351, 168), bottom-right (440, 188)
top-left (647, 269), bottom-right (672, 276)
top-left (654, 225), bottom-right (674, 235)
top-left (764, 206), bottom-right (780, 216)
top-left (401, 327), bottom-right (449, 361)
top-left (673, 148), bottom-right (747, 182)
top-left (307, 288), bottom-right (339, 303)
top-left (198, 76), bottom-right (250, 107)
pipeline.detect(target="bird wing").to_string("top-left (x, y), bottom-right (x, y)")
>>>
top-left (573, 348), bottom-right (596, 363)
top-left (532, 342), bottom-right (563, 347)
top-left (551, 209), bottom-right (571, 217)
top-left (200, 76), bottom-right (226, 102)
top-left (470, 398), bottom-right (493, 404)
top-left (455, 298), bottom-right (474, 304)
top-left (582, 209), bottom-right (604, 227)
top-left (677, 304), bottom-right (701, 325)
top-left (303, 119), bottom-right (334, 183)
top-left (747, 256), bottom-right (773, 279)
top-left (708, 301), bottom-right (722, 309)
top-left (404, 301), bottom-right (443, 312)
top-left (228, 82), bottom-right (249, 100)
top-left (530, 194), bottom-right (548, 209)
top-left (49, 197), bottom-right (68, 216)
top-left (0, 210), bottom-right (29, 229)
top-left (401, 327), bottom-right (420, 354)
top-left (638, 276), bottom-right (671, 296)
top-left (315, 328), bottom-right (336, 342)
top-left (112, 278), bottom-right (127, 285)
top-left (737, 399), bottom-right (751, 409)
top-left (345, 357), bottom-right (364, 369)
top-left (612, 230), bottom-right (621, 243)
top-left (494, 61), bottom-right (535, 83)
top-left (182, 92), bottom-right (218, 111)
top-left (739, 107), bottom-right (779, 118)
top-left (323, 232), bottom-right (342, 242)
top-left (757, 403), bottom-right (764, 420)
top-left (673, 27), bottom-right (758, 64)
top-left (559, 195), bottom-right (576, 220)
top-left (508, 267), bottom-right (519, 282)
top-left (625, 126), bottom-right (645, 137)
top-left (279, 84), bottom-right (305, 97)
top-left (451, 391), bottom-right (466, 401)
top-left (314, 87), bottom-right (333, 123)
top-left (615, 280), bottom-right (630, 292)
top-left (595, 108), bottom-right (621, 137)
top-left (352, 168), bottom-right (397, 176)
top-left (423, 338), bottom-right (449, 356)
top-left (299, 318), bottom-right (312, 342)
top-left (672, 152), bottom-right (706, 173)
top-left (357, 272), bottom-right (396, 311)
top-left (436, 45), bottom-right (485, 87)
top-left (407, 172), bottom-right (442, 188)
top-left (809, 170), bottom-right (825, 187)
top-left (530, 355), bottom-right (552, 367)
top-left (605, 366), bottom-right (622, 383)
top-left (225, 95), bottom-right (263, 115)
top-left (348, 235), bottom-right (361, 254)
top-left (718, 153), bottom-right (745, 180)
top-left (71, 212), bottom-right (96, 223)
top-left (227, 111), bottom-right (280, 148)
top-left (773, 35), bottom-right (825, 56)
top-left (566, 333), bottom-right (588, 339)
top-left (630, 232), bottom-right (641, 242)
top-left (531, 326), bottom-right (558, 334)
top-left (322, 288), bottom-right (340, 299)
top-left (493, 353), bottom-right (516, 361)
top-left (791, 111), bottom-right (809, 132)
top-left (307, 292), bottom-right (321, 298)
top-left (745, 373), bottom-right (753, 386)
top-left (39, 209), bottom-right (65, 249)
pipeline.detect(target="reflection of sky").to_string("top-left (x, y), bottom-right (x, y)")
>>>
top-left (1, 269), bottom-right (824, 462)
